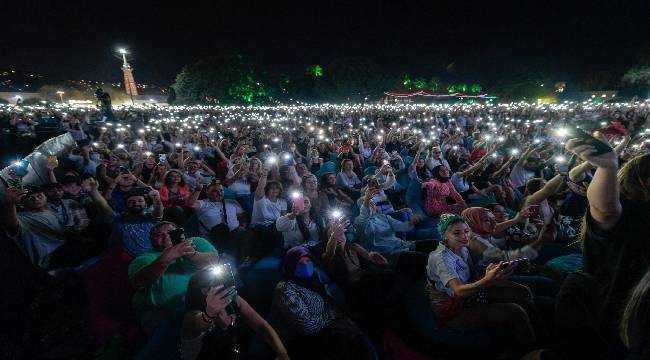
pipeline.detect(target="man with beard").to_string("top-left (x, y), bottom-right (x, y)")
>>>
top-left (109, 187), bottom-right (164, 258)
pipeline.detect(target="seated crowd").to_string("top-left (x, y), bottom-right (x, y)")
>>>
top-left (1, 102), bottom-right (650, 359)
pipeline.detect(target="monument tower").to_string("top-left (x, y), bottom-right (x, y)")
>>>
top-left (118, 48), bottom-right (138, 103)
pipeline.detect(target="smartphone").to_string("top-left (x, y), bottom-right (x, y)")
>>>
top-left (570, 127), bottom-right (613, 155)
top-left (528, 204), bottom-right (541, 222)
top-left (170, 228), bottom-right (185, 245)
top-left (214, 263), bottom-right (236, 290)
top-left (131, 187), bottom-right (152, 197)
top-left (158, 154), bottom-right (167, 163)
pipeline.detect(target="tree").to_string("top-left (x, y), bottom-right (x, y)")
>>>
top-left (623, 65), bottom-right (650, 86)
top-left (166, 87), bottom-right (177, 104)
top-left (171, 53), bottom-right (270, 105)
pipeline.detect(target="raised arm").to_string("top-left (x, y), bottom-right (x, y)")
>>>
top-left (255, 169), bottom-right (269, 200)
top-left (523, 174), bottom-right (564, 206)
top-left (568, 160), bottom-right (595, 183)
top-left (565, 139), bottom-right (621, 230)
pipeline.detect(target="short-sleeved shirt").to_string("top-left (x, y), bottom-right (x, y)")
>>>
top-left (47, 199), bottom-right (87, 229)
top-left (509, 164), bottom-right (534, 189)
top-left (127, 237), bottom-right (217, 314)
top-left (6, 210), bottom-right (66, 268)
top-left (426, 244), bottom-right (472, 297)
top-left (195, 199), bottom-right (243, 235)
top-left (110, 213), bottom-right (162, 258)
top-left (251, 197), bottom-right (287, 227)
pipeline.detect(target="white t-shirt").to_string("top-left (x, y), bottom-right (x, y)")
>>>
top-left (195, 199), bottom-right (244, 235)
top-left (228, 179), bottom-right (252, 195)
top-left (251, 197), bottom-right (288, 227)
top-left (509, 164), bottom-right (535, 189)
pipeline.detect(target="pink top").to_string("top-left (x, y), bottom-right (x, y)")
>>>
top-left (423, 179), bottom-right (465, 217)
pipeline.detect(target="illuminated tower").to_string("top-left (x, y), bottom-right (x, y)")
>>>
top-left (118, 48), bottom-right (138, 103)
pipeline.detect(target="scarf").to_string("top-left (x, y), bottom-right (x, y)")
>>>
top-left (461, 207), bottom-right (493, 238)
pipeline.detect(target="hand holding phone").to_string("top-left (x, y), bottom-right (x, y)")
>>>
top-left (170, 228), bottom-right (185, 245)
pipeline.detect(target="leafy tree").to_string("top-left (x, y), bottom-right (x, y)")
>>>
top-left (623, 65), bottom-right (650, 86)
top-left (171, 53), bottom-right (270, 105)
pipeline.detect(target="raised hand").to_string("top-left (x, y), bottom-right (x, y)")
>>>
top-left (4, 187), bottom-right (27, 205)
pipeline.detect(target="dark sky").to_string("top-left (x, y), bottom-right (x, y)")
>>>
top-left (2, 0), bottom-right (649, 87)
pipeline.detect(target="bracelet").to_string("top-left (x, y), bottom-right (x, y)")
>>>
top-left (201, 310), bottom-right (214, 323)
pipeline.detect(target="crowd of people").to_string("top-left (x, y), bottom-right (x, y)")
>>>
top-left (1, 99), bottom-right (650, 359)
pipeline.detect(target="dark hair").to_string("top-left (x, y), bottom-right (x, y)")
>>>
top-left (264, 180), bottom-right (283, 195)
top-left (163, 170), bottom-right (187, 188)
top-left (296, 199), bottom-right (322, 243)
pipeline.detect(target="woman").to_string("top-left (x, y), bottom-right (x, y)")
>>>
top-left (408, 145), bottom-right (432, 181)
top-left (620, 269), bottom-right (650, 360)
top-left (160, 170), bottom-right (191, 208)
top-left (554, 145), bottom-right (650, 359)
top-left (276, 196), bottom-right (325, 251)
top-left (355, 187), bottom-right (436, 278)
top-left (181, 267), bottom-right (289, 360)
top-left (271, 247), bottom-right (376, 360)
top-left (134, 153), bottom-right (157, 184)
top-left (250, 170), bottom-right (288, 257)
top-left (318, 172), bottom-right (355, 217)
top-left (336, 159), bottom-right (362, 198)
top-left (423, 165), bottom-right (467, 217)
top-left (463, 207), bottom-right (546, 270)
top-left (426, 214), bottom-right (538, 356)
top-left (301, 174), bottom-right (324, 217)
top-left (149, 161), bottom-right (170, 190)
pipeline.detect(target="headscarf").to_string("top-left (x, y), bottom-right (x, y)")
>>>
top-left (432, 165), bottom-right (450, 183)
top-left (437, 213), bottom-right (468, 238)
top-left (461, 207), bottom-right (494, 238)
top-left (282, 246), bottom-right (322, 291)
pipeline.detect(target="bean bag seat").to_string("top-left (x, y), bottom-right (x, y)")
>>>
top-left (403, 280), bottom-right (507, 356)
top-left (364, 166), bottom-right (379, 177)
top-left (317, 161), bottom-right (337, 178)
top-left (242, 256), bottom-right (283, 316)
top-left (546, 253), bottom-right (583, 274)
top-left (83, 246), bottom-right (144, 351)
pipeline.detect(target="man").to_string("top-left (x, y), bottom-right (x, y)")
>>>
top-left (188, 180), bottom-right (247, 245)
top-left (425, 146), bottom-right (451, 171)
top-left (105, 170), bottom-right (149, 213)
top-left (44, 182), bottom-right (89, 231)
top-left (128, 221), bottom-right (218, 334)
top-left (509, 146), bottom-right (539, 191)
top-left (2, 179), bottom-right (113, 269)
top-left (109, 187), bottom-right (164, 258)
top-left (184, 159), bottom-right (216, 192)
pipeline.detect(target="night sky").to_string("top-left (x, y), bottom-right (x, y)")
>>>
top-left (2, 0), bottom-right (649, 87)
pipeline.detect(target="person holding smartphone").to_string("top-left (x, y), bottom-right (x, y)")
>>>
top-left (276, 194), bottom-right (325, 251)
top-left (128, 221), bottom-right (219, 336)
top-left (181, 268), bottom-right (289, 360)
top-left (426, 214), bottom-right (539, 358)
